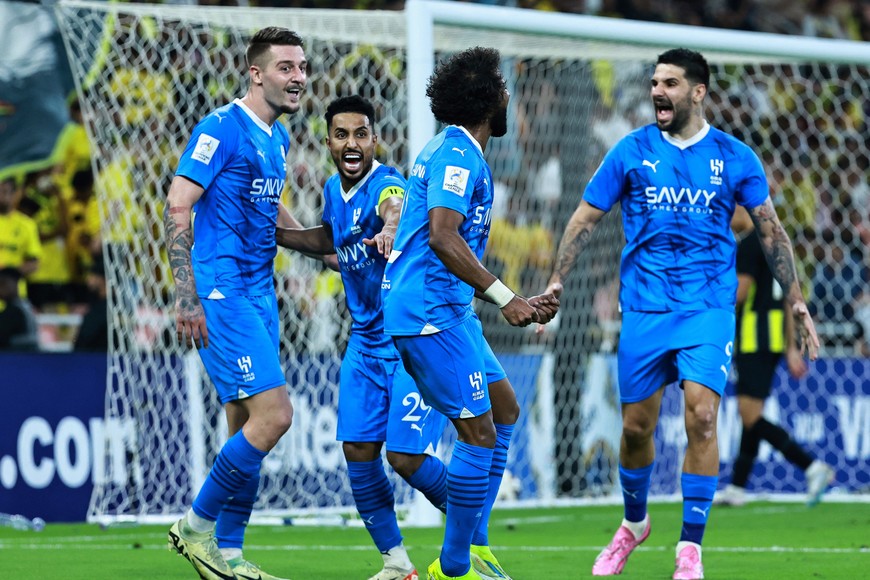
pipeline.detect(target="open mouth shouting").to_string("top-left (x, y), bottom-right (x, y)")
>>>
top-left (654, 99), bottom-right (674, 125)
top-left (342, 151), bottom-right (363, 174)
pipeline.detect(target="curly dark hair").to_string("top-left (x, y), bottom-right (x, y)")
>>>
top-left (426, 46), bottom-right (505, 128)
top-left (325, 95), bottom-right (377, 131)
top-left (246, 27), bottom-right (304, 68)
top-left (657, 48), bottom-right (710, 88)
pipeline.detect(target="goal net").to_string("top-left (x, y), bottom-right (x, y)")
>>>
top-left (55, 0), bottom-right (870, 522)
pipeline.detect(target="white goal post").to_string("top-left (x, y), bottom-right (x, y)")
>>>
top-left (54, 0), bottom-right (870, 523)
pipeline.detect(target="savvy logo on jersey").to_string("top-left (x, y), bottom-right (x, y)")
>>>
top-left (336, 241), bottom-right (374, 272)
top-left (249, 177), bottom-right (283, 204)
top-left (470, 205), bottom-right (493, 236)
top-left (644, 185), bottom-right (717, 214)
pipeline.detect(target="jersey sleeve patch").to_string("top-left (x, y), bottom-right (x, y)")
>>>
top-left (191, 133), bottom-right (220, 165)
top-left (442, 165), bottom-right (470, 196)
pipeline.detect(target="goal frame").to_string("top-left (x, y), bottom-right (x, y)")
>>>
top-left (53, 0), bottom-right (870, 525)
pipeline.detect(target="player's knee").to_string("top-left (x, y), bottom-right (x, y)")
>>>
top-left (494, 399), bottom-right (520, 425)
top-left (386, 451), bottom-right (422, 479)
top-left (685, 404), bottom-right (717, 440)
top-left (343, 441), bottom-right (381, 462)
top-left (622, 416), bottom-right (656, 446)
top-left (456, 417), bottom-right (496, 448)
top-left (271, 401), bottom-right (294, 437)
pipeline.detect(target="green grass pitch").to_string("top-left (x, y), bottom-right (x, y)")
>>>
top-left (0, 503), bottom-right (867, 578)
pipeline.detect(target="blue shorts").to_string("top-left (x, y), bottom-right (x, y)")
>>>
top-left (336, 346), bottom-right (448, 454)
top-left (198, 295), bottom-right (285, 404)
top-left (393, 316), bottom-right (506, 419)
top-left (618, 309), bottom-right (735, 403)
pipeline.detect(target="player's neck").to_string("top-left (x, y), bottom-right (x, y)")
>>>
top-left (667, 116), bottom-right (706, 142)
top-left (461, 122), bottom-right (490, 152)
top-left (239, 93), bottom-right (279, 127)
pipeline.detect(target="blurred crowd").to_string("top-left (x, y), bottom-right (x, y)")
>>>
top-left (1, 0), bottom-right (868, 356)
top-left (200, 0), bottom-right (870, 40)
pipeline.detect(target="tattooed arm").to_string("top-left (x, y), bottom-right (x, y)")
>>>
top-left (748, 197), bottom-right (820, 360)
top-left (544, 200), bottom-right (607, 298)
top-left (164, 175), bottom-right (208, 349)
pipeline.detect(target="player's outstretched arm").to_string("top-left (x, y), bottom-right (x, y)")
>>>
top-left (276, 204), bottom-right (336, 260)
top-left (747, 198), bottom-right (820, 360)
top-left (545, 200), bottom-right (606, 297)
top-left (429, 206), bottom-right (539, 327)
top-left (275, 205), bottom-right (338, 272)
top-left (275, 224), bottom-right (334, 254)
top-left (165, 175), bottom-right (208, 349)
top-left (363, 194), bottom-right (402, 257)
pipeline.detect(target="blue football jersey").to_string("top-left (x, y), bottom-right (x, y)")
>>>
top-left (322, 161), bottom-right (406, 356)
top-left (175, 99), bottom-right (290, 298)
top-left (383, 126), bottom-right (494, 336)
top-left (583, 122), bottom-right (768, 312)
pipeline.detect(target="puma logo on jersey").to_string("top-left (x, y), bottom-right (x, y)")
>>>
top-left (257, 150), bottom-right (266, 161)
top-left (643, 159), bottom-right (661, 172)
top-left (452, 147), bottom-right (467, 156)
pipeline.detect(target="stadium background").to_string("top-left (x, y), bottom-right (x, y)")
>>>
top-left (0, 0), bottom-right (868, 532)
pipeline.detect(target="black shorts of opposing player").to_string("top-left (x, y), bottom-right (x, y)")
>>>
top-left (734, 352), bottom-right (780, 399)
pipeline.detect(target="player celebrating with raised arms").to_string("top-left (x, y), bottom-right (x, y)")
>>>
top-left (383, 47), bottom-right (558, 580)
top-left (541, 48), bottom-right (818, 579)
top-left (164, 27), bottom-right (308, 580)
top-left (276, 95), bottom-right (449, 580)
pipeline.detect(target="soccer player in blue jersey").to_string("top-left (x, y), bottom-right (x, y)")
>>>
top-left (163, 27), bottom-right (307, 580)
top-left (275, 95), bottom-right (450, 580)
top-left (383, 47), bottom-right (559, 580)
top-left (541, 48), bottom-right (819, 580)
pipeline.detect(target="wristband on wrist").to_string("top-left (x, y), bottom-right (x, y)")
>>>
top-left (484, 279), bottom-right (515, 309)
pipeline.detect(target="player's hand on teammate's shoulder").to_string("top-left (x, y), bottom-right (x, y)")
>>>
top-left (174, 294), bottom-right (209, 349)
top-left (529, 293), bottom-right (560, 325)
top-left (363, 224), bottom-right (397, 256)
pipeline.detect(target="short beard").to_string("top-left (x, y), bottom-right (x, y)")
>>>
top-left (490, 104), bottom-right (508, 137)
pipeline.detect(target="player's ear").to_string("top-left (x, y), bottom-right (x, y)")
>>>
top-left (693, 83), bottom-right (707, 104)
top-left (250, 64), bottom-right (263, 85)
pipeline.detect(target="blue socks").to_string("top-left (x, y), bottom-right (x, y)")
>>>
top-left (406, 454), bottom-right (448, 513)
top-left (216, 472), bottom-right (259, 549)
top-left (471, 423), bottom-right (514, 546)
top-left (347, 457), bottom-right (402, 553)
top-left (192, 430), bottom-right (267, 522)
top-left (441, 441), bottom-right (493, 576)
top-left (680, 472), bottom-right (717, 545)
top-left (619, 463), bottom-right (653, 523)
